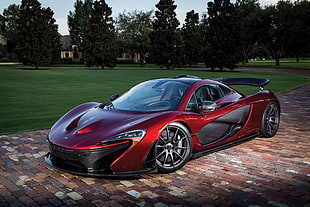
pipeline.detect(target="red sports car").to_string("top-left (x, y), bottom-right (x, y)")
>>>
top-left (46, 75), bottom-right (280, 176)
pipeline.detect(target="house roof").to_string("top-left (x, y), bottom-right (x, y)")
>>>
top-left (60, 35), bottom-right (72, 51)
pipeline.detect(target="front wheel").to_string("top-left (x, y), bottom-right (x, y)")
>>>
top-left (155, 122), bottom-right (192, 173)
top-left (260, 101), bottom-right (280, 138)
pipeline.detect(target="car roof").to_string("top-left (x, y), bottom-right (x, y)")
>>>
top-left (159, 75), bottom-right (216, 85)
top-left (159, 75), bottom-right (202, 84)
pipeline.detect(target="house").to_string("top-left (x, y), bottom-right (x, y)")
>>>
top-left (60, 35), bottom-right (80, 59)
top-left (121, 52), bottom-right (142, 63)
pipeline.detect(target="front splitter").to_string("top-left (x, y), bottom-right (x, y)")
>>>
top-left (45, 153), bottom-right (156, 177)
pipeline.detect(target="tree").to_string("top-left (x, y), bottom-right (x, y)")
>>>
top-left (182, 10), bottom-right (203, 66)
top-left (0, 15), bottom-right (5, 58)
top-left (68, 0), bottom-right (93, 56)
top-left (43, 7), bottom-right (62, 63)
top-left (256, 1), bottom-right (293, 66)
top-left (16, 0), bottom-right (61, 68)
top-left (115, 10), bottom-right (153, 66)
top-left (149, 0), bottom-right (183, 69)
top-left (83, 0), bottom-right (117, 68)
top-left (2, 4), bottom-right (20, 59)
top-left (204, 0), bottom-right (242, 70)
top-left (288, 0), bottom-right (310, 62)
top-left (236, 0), bottom-right (262, 63)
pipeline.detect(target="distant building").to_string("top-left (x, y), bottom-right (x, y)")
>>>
top-left (60, 35), bottom-right (80, 59)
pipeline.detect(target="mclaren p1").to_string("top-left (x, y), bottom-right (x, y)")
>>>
top-left (45, 75), bottom-right (280, 176)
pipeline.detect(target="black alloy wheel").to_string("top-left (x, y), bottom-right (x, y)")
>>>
top-left (260, 101), bottom-right (280, 138)
top-left (155, 122), bottom-right (192, 173)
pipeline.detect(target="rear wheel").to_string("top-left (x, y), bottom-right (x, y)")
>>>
top-left (155, 122), bottom-right (192, 173)
top-left (260, 102), bottom-right (280, 138)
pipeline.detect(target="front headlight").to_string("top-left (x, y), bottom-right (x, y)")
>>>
top-left (100, 129), bottom-right (146, 148)
top-left (108, 129), bottom-right (146, 141)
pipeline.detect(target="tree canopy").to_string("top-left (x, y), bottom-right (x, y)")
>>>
top-left (15, 0), bottom-right (61, 68)
top-left (236, 0), bottom-right (261, 63)
top-left (182, 10), bottom-right (203, 66)
top-left (2, 4), bottom-right (19, 59)
top-left (68, 0), bottom-right (93, 55)
top-left (149, 0), bottom-right (183, 69)
top-left (203, 0), bottom-right (243, 70)
top-left (115, 10), bottom-right (153, 66)
top-left (83, 0), bottom-right (117, 68)
top-left (1, 0), bottom-right (309, 68)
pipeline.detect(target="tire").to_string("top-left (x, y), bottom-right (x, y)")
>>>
top-left (155, 122), bottom-right (192, 173)
top-left (260, 101), bottom-right (280, 138)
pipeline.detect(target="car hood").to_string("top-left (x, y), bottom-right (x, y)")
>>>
top-left (48, 107), bottom-right (170, 149)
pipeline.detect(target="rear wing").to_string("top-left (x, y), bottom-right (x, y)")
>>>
top-left (218, 78), bottom-right (270, 91)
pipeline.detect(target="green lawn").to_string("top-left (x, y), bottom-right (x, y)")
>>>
top-left (0, 68), bottom-right (309, 134)
top-left (238, 58), bottom-right (310, 70)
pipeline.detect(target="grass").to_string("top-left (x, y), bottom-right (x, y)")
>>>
top-left (238, 58), bottom-right (310, 70)
top-left (0, 68), bottom-right (309, 134)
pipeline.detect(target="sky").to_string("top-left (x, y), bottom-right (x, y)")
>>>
top-left (0, 0), bottom-right (278, 35)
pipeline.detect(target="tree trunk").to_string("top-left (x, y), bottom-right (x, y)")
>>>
top-left (140, 53), bottom-right (145, 66)
top-left (275, 57), bottom-right (280, 66)
top-left (243, 48), bottom-right (249, 63)
top-left (296, 55), bottom-right (299, 63)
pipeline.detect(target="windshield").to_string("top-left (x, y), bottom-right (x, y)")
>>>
top-left (104, 79), bottom-right (191, 112)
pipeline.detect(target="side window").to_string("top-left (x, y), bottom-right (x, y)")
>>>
top-left (187, 94), bottom-right (198, 110)
top-left (186, 84), bottom-right (223, 110)
top-left (186, 86), bottom-right (206, 110)
top-left (219, 85), bottom-right (231, 96)
top-left (207, 84), bottom-right (222, 101)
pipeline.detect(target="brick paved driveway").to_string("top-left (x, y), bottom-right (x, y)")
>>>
top-left (1, 70), bottom-right (309, 207)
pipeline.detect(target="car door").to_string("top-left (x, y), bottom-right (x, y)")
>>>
top-left (186, 83), bottom-right (249, 146)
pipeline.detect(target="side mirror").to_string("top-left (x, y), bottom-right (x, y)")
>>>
top-left (201, 101), bottom-right (217, 111)
top-left (110, 94), bottom-right (120, 101)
